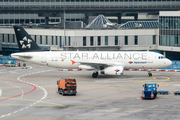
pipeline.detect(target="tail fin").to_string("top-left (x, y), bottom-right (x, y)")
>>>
top-left (13, 26), bottom-right (42, 52)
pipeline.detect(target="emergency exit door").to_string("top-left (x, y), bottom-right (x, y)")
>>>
top-left (41, 53), bottom-right (46, 63)
top-left (148, 53), bottom-right (153, 63)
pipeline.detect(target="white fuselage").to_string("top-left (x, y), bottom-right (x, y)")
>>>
top-left (11, 51), bottom-right (172, 69)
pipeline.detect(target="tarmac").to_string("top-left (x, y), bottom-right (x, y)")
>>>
top-left (1, 62), bottom-right (180, 120)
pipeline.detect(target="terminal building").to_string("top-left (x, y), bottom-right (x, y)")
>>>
top-left (0, 11), bottom-right (180, 60)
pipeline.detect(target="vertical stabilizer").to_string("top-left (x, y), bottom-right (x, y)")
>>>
top-left (13, 26), bottom-right (42, 52)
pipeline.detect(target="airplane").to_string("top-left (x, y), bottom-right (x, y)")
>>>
top-left (11, 26), bottom-right (172, 78)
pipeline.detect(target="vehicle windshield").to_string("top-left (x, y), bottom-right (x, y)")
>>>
top-left (147, 85), bottom-right (155, 88)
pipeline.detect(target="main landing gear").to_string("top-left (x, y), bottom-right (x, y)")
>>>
top-left (92, 72), bottom-right (98, 78)
top-left (148, 71), bottom-right (152, 76)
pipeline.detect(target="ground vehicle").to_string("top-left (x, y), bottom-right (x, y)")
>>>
top-left (174, 91), bottom-right (180, 95)
top-left (141, 83), bottom-right (159, 99)
top-left (6, 61), bottom-right (16, 67)
top-left (57, 78), bottom-right (77, 96)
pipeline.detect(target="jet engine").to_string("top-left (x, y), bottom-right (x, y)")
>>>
top-left (101, 66), bottom-right (124, 75)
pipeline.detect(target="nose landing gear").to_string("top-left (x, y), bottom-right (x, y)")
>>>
top-left (148, 71), bottom-right (152, 76)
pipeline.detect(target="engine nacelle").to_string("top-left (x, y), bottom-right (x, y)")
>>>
top-left (101, 66), bottom-right (124, 75)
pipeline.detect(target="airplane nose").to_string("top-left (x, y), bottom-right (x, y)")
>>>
top-left (168, 60), bottom-right (172, 66)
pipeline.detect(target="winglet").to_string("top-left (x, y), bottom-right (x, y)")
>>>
top-left (71, 60), bottom-right (76, 65)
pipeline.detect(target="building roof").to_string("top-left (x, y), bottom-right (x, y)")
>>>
top-left (85, 15), bottom-right (114, 29)
top-left (119, 21), bottom-right (158, 29)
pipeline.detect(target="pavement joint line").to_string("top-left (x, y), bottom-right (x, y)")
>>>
top-left (1, 103), bottom-right (180, 112)
top-left (0, 80), bottom-right (24, 99)
top-left (0, 70), bottom-right (51, 119)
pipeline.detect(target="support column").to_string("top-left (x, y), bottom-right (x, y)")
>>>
top-left (60, 13), bottom-right (64, 27)
top-left (163, 51), bottom-right (166, 57)
top-left (134, 13), bottom-right (138, 21)
top-left (45, 17), bottom-right (49, 26)
top-left (85, 14), bottom-right (89, 25)
top-left (117, 13), bottom-right (122, 24)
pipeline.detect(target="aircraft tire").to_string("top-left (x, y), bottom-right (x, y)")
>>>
top-left (148, 73), bottom-right (152, 76)
top-left (92, 73), bottom-right (98, 78)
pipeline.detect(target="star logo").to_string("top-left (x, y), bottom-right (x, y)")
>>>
top-left (128, 61), bottom-right (133, 64)
top-left (20, 36), bottom-right (32, 49)
top-left (114, 69), bottom-right (120, 72)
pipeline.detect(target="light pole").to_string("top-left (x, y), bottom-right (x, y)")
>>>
top-left (63, 3), bottom-right (66, 47)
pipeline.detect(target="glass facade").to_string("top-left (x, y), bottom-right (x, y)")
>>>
top-left (0, 13), bottom-right (83, 25)
top-left (159, 16), bottom-right (180, 47)
top-left (1, 1), bottom-right (180, 25)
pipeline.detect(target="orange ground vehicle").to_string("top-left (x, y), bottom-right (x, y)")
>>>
top-left (57, 78), bottom-right (77, 96)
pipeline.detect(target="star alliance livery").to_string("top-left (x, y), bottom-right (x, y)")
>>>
top-left (11, 26), bottom-right (172, 78)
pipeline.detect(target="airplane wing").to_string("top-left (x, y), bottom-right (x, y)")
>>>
top-left (73, 60), bottom-right (125, 70)
top-left (73, 60), bottom-right (125, 76)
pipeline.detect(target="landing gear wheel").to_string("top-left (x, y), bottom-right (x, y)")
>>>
top-left (92, 72), bottom-right (98, 78)
top-left (148, 73), bottom-right (152, 76)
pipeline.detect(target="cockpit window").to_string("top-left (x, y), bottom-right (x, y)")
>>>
top-left (158, 56), bottom-right (166, 59)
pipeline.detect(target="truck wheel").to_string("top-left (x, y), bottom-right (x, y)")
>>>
top-left (58, 89), bottom-right (61, 94)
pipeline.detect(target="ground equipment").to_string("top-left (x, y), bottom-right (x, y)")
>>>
top-left (157, 91), bottom-right (169, 95)
top-left (6, 61), bottom-right (16, 67)
top-left (57, 78), bottom-right (77, 96)
top-left (174, 91), bottom-right (180, 95)
top-left (141, 83), bottom-right (159, 99)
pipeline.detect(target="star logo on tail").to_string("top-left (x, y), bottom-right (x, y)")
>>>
top-left (20, 36), bottom-right (32, 49)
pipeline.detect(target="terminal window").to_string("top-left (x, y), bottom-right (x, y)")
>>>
top-left (105, 36), bottom-right (108, 45)
top-left (90, 36), bottom-right (93, 46)
top-left (115, 36), bottom-right (118, 45)
top-left (98, 36), bottom-right (101, 46)
top-left (52, 36), bottom-right (54, 45)
top-left (125, 36), bottom-right (128, 45)
top-left (56, 36), bottom-right (58, 45)
top-left (46, 36), bottom-right (48, 45)
top-left (134, 36), bottom-right (138, 45)
top-left (69, 37), bottom-right (71, 46)
top-left (153, 35), bottom-right (156, 44)
top-left (40, 36), bottom-right (42, 44)
top-left (59, 36), bottom-right (62, 45)
top-left (83, 37), bottom-right (86, 46)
